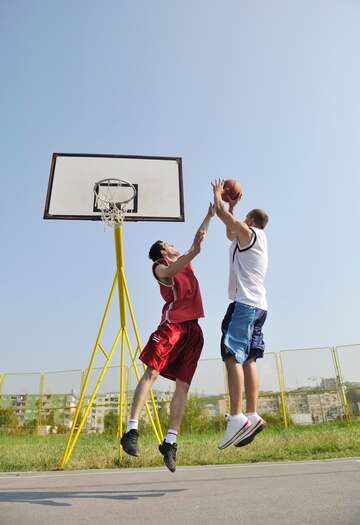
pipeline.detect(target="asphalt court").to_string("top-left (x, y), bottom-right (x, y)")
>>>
top-left (1, 458), bottom-right (359, 525)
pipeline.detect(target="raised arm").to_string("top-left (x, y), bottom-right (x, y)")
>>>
top-left (197, 201), bottom-right (215, 234)
top-left (155, 230), bottom-right (206, 280)
top-left (212, 179), bottom-right (253, 246)
top-left (155, 204), bottom-right (214, 281)
top-left (186, 202), bottom-right (215, 253)
top-left (226, 201), bottom-right (238, 241)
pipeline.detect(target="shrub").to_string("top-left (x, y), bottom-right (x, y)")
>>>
top-left (259, 411), bottom-right (291, 429)
top-left (103, 411), bottom-right (118, 435)
top-left (180, 399), bottom-right (213, 433)
top-left (0, 409), bottom-right (19, 431)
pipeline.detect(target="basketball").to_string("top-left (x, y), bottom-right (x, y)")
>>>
top-left (221, 179), bottom-right (243, 202)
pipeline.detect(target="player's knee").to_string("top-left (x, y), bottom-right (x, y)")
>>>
top-left (144, 367), bottom-right (160, 382)
top-left (175, 378), bottom-right (190, 393)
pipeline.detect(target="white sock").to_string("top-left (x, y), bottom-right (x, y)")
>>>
top-left (126, 419), bottom-right (138, 432)
top-left (165, 429), bottom-right (178, 444)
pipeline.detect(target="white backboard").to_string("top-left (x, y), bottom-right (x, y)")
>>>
top-left (44, 153), bottom-right (184, 222)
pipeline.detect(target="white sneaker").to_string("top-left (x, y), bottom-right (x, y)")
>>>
top-left (234, 416), bottom-right (267, 447)
top-left (218, 414), bottom-right (251, 450)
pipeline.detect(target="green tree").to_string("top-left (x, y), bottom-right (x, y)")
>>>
top-left (22, 418), bottom-right (37, 435)
top-left (103, 411), bottom-right (118, 435)
top-left (180, 398), bottom-right (212, 433)
top-left (42, 409), bottom-right (55, 427)
top-left (0, 409), bottom-right (18, 431)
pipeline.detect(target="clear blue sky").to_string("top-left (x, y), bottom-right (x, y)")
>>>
top-left (1, 1), bottom-right (359, 394)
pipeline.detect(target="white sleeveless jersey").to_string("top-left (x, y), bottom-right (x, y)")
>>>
top-left (228, 227), bottom-right (268, 310)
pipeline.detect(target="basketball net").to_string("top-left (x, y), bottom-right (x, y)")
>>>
top-left (97, 201), bottom-right (126, 229)
top-left (94, 178), bottom-right (136, 229)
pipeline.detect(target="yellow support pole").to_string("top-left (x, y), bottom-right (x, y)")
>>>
top-left (114, 227), bottom-right (126, 462)
top-left (121, 269), bottom-right (147, 360)
top-left (276, 353), bottom-right (289, 429)
top-left (331, 347), bottom-right (351, 422)
top-left (118, 330), bottom-right (126, 462)
top-left (114, 227), bottom-right (126, 326)
top-left (37, 374), bottom-right (45, 435)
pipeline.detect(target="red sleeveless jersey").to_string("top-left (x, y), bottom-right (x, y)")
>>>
top-left (153, 258), bottom-right (204, 323)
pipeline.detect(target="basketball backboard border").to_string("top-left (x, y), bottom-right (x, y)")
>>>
top-left (43, 152), bottom-right (185, 222)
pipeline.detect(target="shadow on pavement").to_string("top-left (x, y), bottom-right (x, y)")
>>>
top-left (0, 488), bottom-right (186, 507)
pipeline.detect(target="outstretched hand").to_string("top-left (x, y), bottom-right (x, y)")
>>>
top-left (211, 179), bottom-right (225, 199)
top-left (212, 179), bottom-right (240, 213)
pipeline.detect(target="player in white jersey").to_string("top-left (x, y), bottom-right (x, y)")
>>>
top-left (212, 179), bottom-right (269, 449)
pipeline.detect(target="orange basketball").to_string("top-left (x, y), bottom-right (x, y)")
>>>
top-left (222, 179), bottom-right (243, 202)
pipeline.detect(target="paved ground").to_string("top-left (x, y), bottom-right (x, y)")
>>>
top-left (0, 458), bottom-right (359, 525)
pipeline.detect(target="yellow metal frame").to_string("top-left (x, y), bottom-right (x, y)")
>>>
top-left (276, 353), bottom-right (289, 428)
top-left (331, 347), bottom-right (351, 422)
top-left (37, 374), bottom-right (45, 432)
top-left (60, 226), bottom-right (163, 469)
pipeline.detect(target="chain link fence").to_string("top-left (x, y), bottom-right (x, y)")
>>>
top-left (1, 345), bottom-right (359, 434)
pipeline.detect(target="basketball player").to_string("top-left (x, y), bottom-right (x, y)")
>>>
top-left (120, 203), bottom-right (215, 472)
top-left (212, 179), bottom-right (269, 449)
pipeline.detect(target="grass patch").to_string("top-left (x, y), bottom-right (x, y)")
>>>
top-left (0, 421), bottom-right (359, 472)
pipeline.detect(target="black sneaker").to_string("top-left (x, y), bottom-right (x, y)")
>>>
top-left (120, 429), bottom-right (140, 457)
top-left (159, 440), bottom-right (177, 472)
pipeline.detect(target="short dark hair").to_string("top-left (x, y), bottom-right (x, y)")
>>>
top-left (148, 240), bottom-right (165, 261)
top-left (249, 209), bottom-right (269, 229)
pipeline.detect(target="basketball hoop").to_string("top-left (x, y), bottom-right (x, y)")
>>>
top-left (93, 178), bottom-right (137, 228)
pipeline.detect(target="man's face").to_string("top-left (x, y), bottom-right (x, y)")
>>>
top-left (161, 242), bottom-right (180, 258)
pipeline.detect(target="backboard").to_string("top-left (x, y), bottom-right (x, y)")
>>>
top-left (44, 153), bottom-right (184, 222)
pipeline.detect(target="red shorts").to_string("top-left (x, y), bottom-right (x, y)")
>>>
top-left (139, 320), bottom-right (204, 385)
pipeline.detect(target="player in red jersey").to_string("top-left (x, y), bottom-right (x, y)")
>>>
top-left (121, 204), bottom-right (214, 472)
